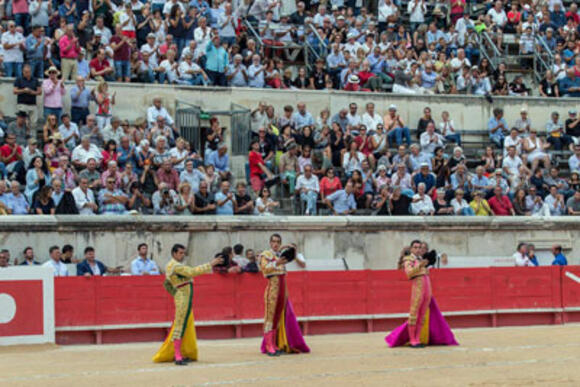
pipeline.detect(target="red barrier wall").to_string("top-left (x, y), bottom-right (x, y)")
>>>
top-left (53, 267), bottom-right (580, 344)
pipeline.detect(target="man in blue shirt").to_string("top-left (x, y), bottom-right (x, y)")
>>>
top-left (69, 76), bottom-right (92, 125)
top-left (413, 163), bottom-right (436, 195)
top-left (25, 25), bottom-right (45, 79)
top-left (205, 36), bottom-right (228, 86)
top-left (324, 180), bottom-right (356, 215)
top-left (130, 243), bottom-right (160, 275)
top-left (559, 68), bottom-right (580, 98)
top-left (215, 181), bottom-right (235, 215)
top-left (205, 143), bottom-right (230, 182)
top-left (551, 244), bottom-right (568, 266)
top-left (292, 102), bottom-right (314, 130)
top-left (4, 181), bottom-right (29, 215)
top-left (488, 108), bottom-right (508, 148)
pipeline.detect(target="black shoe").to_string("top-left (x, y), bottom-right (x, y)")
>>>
top-left (174, 359), bottom-right (189, 365)
top-left (265, 175), bottom-right (280, 188)
top-left (182, 357), bottom-right (193, 363)
top-left (275, 350), bottom-right (285, 356)
top-left (410, 344), bottom-right (425, 349)
top-left (266, 351), bottom-right (280, 357)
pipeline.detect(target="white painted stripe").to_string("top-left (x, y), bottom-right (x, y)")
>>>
top-left (54, 307), bottom-right (570, 332)
top-left (565, 271), bottom-right (580, 284)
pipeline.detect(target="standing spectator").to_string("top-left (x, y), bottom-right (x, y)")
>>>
top-left (110, 25), bottom-right (132, 83)
top-left (72, 177), bottom-right (98, 215)
top-left (131, 243), bottom-right (160, 275)
top-left (43, 246), bottom-right (68, 276)
top-left (25, 25), bottom-right (45, 79)
top-left (58, 24), bottom-right (80, 80)
top-left (279, 143), bottom-right (299, 194)
top-left (13, 65), bottom-right (41, 128)
top-left (205, 36), bottom-right (228, 86)
top-left (42, 66), bottom-right (66, 120)
top-left (513, 242), bottom-right (532, 267)
top-left (551, 245), bottom-right (568, 266)
top-left (69, 76), bottom-right (91, 126)
top-left (488, 186), bottom-right (515, 216)
top-left (1, 21), bottom-right (25, 78)
top-left (296, 165), bottom-right (320, 215)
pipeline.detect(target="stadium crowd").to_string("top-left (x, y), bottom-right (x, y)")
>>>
top-left (0, 1), bottom-right (579, 217)
top-left (0, 0), bottom-right (578, 94)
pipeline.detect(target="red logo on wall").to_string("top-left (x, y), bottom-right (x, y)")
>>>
top-left (0, 280), bottom-right (44, 337)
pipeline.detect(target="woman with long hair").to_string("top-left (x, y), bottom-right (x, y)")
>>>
top-left (386, 240), bottom-right (458, 348)
top-left (25, 156), bottom-right (51, 203)
top-left (319, 167), bottom-right (342, 200)
top-left (512, 188), bottom-right (530, 216)
top-left (255, 187), bottom-right (279, 216)
top-left (101, 140), bottom-right (119, 170)
top-left (176, 182), bottom-right (194, 215)
top-left (42, 114), bottom-right (59, 143)
top-left (33, 185), bottom-right (56, 215)
top-left (93, 80), bottom-right (115, 130)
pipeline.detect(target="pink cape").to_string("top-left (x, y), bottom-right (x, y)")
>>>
top-left (261, 300), bottom-right (310, 353)
top-left (385, 298), bottom-right (459, 347)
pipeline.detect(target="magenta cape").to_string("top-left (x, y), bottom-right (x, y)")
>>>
top-left (261, 300), bottom-right (310, 354)
top-left (385, 298), bottom-right (459, 347)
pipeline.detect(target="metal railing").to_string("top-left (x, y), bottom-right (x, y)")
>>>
top-left (478, 31), bottom-right (502, 71)
top-left (533, 34), bottom-right (555, 83)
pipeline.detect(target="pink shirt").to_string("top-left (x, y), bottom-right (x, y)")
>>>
top-left (12, 0), bottom-right (29, 14)
top-left (42, 79), bottom-right (66, 108)
top-left (59, 35), bottom-right (80, 59)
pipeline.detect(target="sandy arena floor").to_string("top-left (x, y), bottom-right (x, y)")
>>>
top-left (0, 325), bottom-right (579, 387)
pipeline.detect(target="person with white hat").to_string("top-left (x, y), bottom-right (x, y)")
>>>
top-left (42, 66), bottom-right (65, 121)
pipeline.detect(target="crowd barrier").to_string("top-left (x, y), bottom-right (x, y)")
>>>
top-left (48, 266), bottom-right (580, 345)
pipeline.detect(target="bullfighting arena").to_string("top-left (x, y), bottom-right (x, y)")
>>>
top-left (1, 325), bottom-right (579, 387)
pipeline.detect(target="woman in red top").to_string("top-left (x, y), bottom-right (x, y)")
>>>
top-left (450, 0), bottom-right (466, 25)
top-left (249, 139), bottom-right (273, 194)
top-left (101, 140), bottom-right (119, 170)
top-left (506, 4), bottom-right (521, 34)
top-left (319, 167), bottom-right (342, 200)
top-left (93, 81), bottom-right (115, 130)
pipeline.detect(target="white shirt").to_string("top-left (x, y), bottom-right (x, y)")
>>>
top-left (361, 112), bottom-right (384, 131)
top-left (43, 259), bottom-right (69, 276)
top-left (487, 8), bottom-right (507, 26)
top-left (194, 26), bottom-right (212, 52)
top-left (502, 155), bottom-right (523, 177)
top-left (219, 13), bottom-right (237, 38)
top-left (503, 136), bottom-right (522, 156)
top-left (140, 43), bottom-right (158, 63)
top-left (119, 12), bottom-right (136, 32)
top-left (378, 1), bottom-right (398, 22)
top-left (285, 253), bottom-right (306, 271)
top-left (438, 119), bottom-right (457, 135)
top-left (411, 194), bottom-right (434, 215)
top-left (1, 31), bottom-right (25, 62)
top-left (569, 154), bottom-right (580, 172)
top-left (450, 198), bottom-right (470, 213)
top-left (169, 147), bottom-right (188, 170)
top-left (513, 251), bottom-right (531, 267)
top-left (147, 106), bottom-right (174, 127)
top-left (419, 132), bottom-right (444, 154)
top-left (159, 60), bottom-right (178, 83)
top-left (93, 26), bottom-right (112, 45)
top-left (407, 0), bottom-right (426, 23)
top-left (163, 0), bottom-right (185, 16)
top-left (58, 123), bottom-right (80, 148)
top-left (296, 174), bottom-right (320, 193)
top-left (72, 144), bottom-right (103, 165)
top-left (72, 186), bottom-right (96, 215)
top-left (347, 113), bottom-right (362, 127)
top-left (178, 60), bottom-right (202, 80)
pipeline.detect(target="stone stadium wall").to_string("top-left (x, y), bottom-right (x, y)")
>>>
top-left (1, 216), bottom-right (578, 269)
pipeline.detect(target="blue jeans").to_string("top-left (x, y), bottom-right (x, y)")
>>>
top-left (114, 60), bottom-right (131, 79)
top-left (183, 74), bottom-right (206, 86)
top-left (138, 69), bottom-right (156, 83)
top-left (490, 136), bottom-right (504, 149)
top-left (0, 162), bottom-right (6, 179)
top-left (44, 107), bottom-right (62, 122)
top-left (445, 133), bottom-right (461, 146)
top-left (14, 13), bottom-right (30, 34)
top-left (28, 59), bottom-right (44, 79)
top-left (460, 207), bottom-right (475, 216)
top-left (71, 107), bottom-right (89, 125)
top-left (4, 62), bottom-right (23, 78)
top-left (387, 126), bottom-right (411, 146)
top-left (300, 191), bottom-right (318, 215)
top-left (220, 36), bottom-right (236, 46)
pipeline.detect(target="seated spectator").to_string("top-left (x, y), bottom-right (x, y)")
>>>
top-left (439, 111), bottom-right (461, 146)
top-left (567, 191), bottom-right (580, 215)
top-left (470, 190), bottom-right (493, 216)
top-left (4, 181), bottom-right (29, 215)
top-left (488, 108), bottom-right (507, 149)
top-left (523, 129), bottom-right (551, 172)
top-left (156, 159), bottom-right (180, 191)
top-left (32, 185), bottom-right (55, 215)
top-left (279, 143), bottom-right (299, 194)
top-left (488, 186), bottom-right (515, 216)
top-left (72, 177), bottom-right (98, 215)
top-left (89, 48), bottom-right (115, 81)
top-left (451, 189), bottom-right (475, 216)
top-left (194, 180), bottom-right (216, 215)
top-left (544, 185), bottom-right (566, 216)
top-left (98, 177), bottom-right (128, 215)
top-left (551, 244), bottom-right (568, 266)
top-left (255, 187), bottom-right (278, 216)
top-left (213, 246), bottom-right (241, 274)
top-left (147, 98), bottom-right (175, 128)
top-left (127, 182), bottom-right (152, 214)
top-left (234, 182), bottom-right (254, 215)
top-left (419, 122), bottom-right (444, 155)
top-left (130, 243), bottom-right (160, 275)
top-left (205, 143), bottom-right (231, 184)
top-left (325, 180), bottom-right (356, 216)
top-left (384, 104), bottom-right (411, 147)
top-left (433, 189), bottom-right (453, 215)
top-left (215, 181), bottom-right (235, 215)
top-left (178, 52), bottom-right (208, 85)
top-left (152, 182), bottom-right (179, 215)
top-left (413, 163), bottom-right (436, 195)
top-left (410, 182), bottom-right (435, 215)
top-left (72, 135), bottom-right (102, 169)
top-left (296, 165), bottom-right (320, 215)
top-left (546, 111), bottom-right (573, 151)
top-left (565, 110), bottom-right (580, 144)
top-left (42, 246), bottom-right (69, 276)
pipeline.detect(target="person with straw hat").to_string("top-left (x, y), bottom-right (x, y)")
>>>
top-left (41, 66), bottom-right (65, 122)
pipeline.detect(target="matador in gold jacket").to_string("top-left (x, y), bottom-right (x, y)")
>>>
top-left (152, 243), bottom-right (222, 365)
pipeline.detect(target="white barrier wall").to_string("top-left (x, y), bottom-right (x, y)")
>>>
top-left (0, 266), bottom-right (55, 345)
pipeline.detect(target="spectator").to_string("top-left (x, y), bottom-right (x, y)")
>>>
top-left (77, 246), bottom-right (120, 276)
top-left (439, 111), bottom-right (461, 146)
top-left (551, 245), bottom-right (568, 266)
top-left (526, 244), bottom-right (540, 266)
top-left (513, 242), bottom-right (532, 267)
top-left (523, 129), bottom-right (551, 172)
top-left (419, 122), bottom-right (444, 155)
top-left (42, 66), bottom-right (66, 120)
top-left (255, 187), bottom-right (279, 216)
top-left (69, 76), bottom-right (91, 125)
top-left (234, 181), bottom-right (254, 215)
top-left (43, 245), bottom-right (68, 276)
top-left (131, 243), bottom-right (160, 275)
top-left (0, 250), bottom-right (9, 267)
top-left (98, 176), bottom-right (128, 215)
top-left (206, 143), bottom-right (231, 183)
top-left (488, 186), bottom-right (515, 216)
top-left (488, 108), bottom-right (507, 149)
top-left (58, 114), bottom-right (80, 151)
top-left (58, 24), bottom-right (81, 80)
top-left (19, 246), bottom-right (40, 265)
top-left (451, 189), bottom-right (475, 216)
top-left (470, 190), bottom-right (493, 216)
top-left (325, 180), bottom-right (356, 216)
top-left (194, 180), bottom-right (216, 215)
top-left (1, 21), bottom-right (25, 78)
top-left (544, 185), bottom-right (566, 216)
top-left (1, 133), bottom-right (26, 182)
top-left (215, 180), bottom-right (235, 215)
top-left (7, 111), bottom-right (30, 147)
top-left (152, 182), bottom-right (179, 215)
top-left (546, 111), bottom-right (573, 151)
top-left (296, 164), bottom-right (320, 215)
top-left (72, 177), bottom-right (98, 215)
top-left (410, 182), bottom-right (435, 215)
top-left (13, 64), bottom-right (41, 126)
